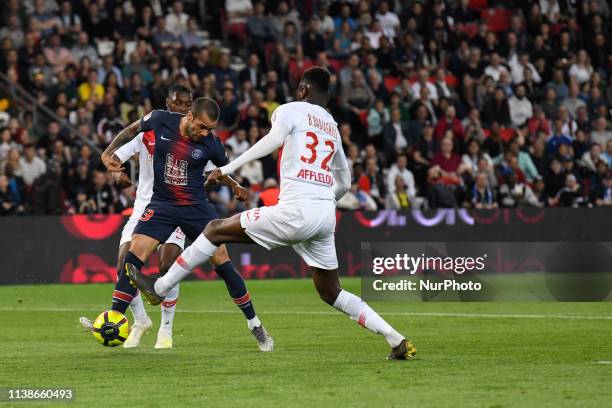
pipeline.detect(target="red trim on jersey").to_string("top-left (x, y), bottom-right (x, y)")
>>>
top-left (168, 138), bottom-right (192, 205)
top-left (233, 292), bottom-right (251, 305)
top-left (143, 130), bottom-right (155, 155)
top-left (113, 290), bottom-right (134, 303)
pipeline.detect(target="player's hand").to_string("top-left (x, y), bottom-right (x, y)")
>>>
top-left (111, 171), bottom-right (132, 189)
top-left (102, 153), bottom-right (124, 173)
top-left (207, 168), bottom-right (223, 185)
top-left (232, 184), bottom-right (249, 201)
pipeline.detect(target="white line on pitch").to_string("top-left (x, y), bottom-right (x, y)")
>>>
top-left (0, 306), bottom-right (611, 321)
top-left (595, 361), bottom-right (612, 364)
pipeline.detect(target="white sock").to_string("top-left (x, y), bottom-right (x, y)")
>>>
top-left (247, 316), bottom-right (261, 330)
top-left (332, 290), bottom-right (404, 348)
top-left (130, 292), bottom-right (149, 324)
top-left (159, 283), bottom-right (179, 334)
top-left (155, 235), bottom-right (218, 296)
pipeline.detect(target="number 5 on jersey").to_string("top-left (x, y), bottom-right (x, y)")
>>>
top-left (300, 131), bottom-right (335, 171)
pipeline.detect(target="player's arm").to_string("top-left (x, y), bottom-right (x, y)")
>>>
top-left (107, 134), bottom-right (143, 189)
top-left (204, 161), bottom-right (248, 201)
top-left (331, 145), bottom-right (351, 201)
top-left (207, 121), bottom-right (289, 184)
top-left (101, 118), bottom-right (143, 172)
top-left (219, 174), bottom-right (248, 201)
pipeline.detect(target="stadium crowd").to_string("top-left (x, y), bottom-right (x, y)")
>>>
top-left (0, 0), bottom-right (612, 215)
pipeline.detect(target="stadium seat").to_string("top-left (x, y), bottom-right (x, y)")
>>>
top-left (456, 22), bottom-right (479, 38)
top-left (469, 0), bottom-right (489, 10)
top-left (481, 8), bottom-right (512, 32)
top-left (383, 76), bottom-right (401, 92)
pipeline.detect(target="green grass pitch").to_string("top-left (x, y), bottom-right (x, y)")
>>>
top-left (0, 278), bottom-right (611, 407)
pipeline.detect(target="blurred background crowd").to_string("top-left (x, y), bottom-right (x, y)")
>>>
top-left (0, 0), bottom-right (611, 215)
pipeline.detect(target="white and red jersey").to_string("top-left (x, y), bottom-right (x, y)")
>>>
top-left (115, 131), bottom-right (156, 213)
top-left (272, 102), bottom-right (349, 205)
top-left (114, 130), bottom-right (216, 213)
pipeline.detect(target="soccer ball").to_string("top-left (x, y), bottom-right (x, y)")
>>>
top-left (92, 310), bottom-right (129, 347)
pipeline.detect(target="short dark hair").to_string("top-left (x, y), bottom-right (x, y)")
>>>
top-left (191, 97), bottom-right (219, 120)
top-left (168, 83), bottom-right (192, 98)
top-left (300, 66), bottom-right (331, 94)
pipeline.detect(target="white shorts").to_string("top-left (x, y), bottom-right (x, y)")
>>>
top-left (240, 201), bottom-right (338, 269)
top-left (119, 206), bottom-right (185, 250)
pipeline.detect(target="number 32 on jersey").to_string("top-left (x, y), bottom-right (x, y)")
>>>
top-left (300, 131), bottom-right (335, 171)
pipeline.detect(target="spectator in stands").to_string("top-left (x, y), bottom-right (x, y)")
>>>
top-left (431, 136), bottom-right (466, 186)
top-left (0, 15), bottom-right (24, 49)
top-left (466, 171), bottom-right (497, 209)
top-left (382, 107), bottom-right (410, 159)
top-left (385, 176), bottom-right (411, 209)
top-left (483, 87), bottom-right (511, 127)
top-left (484, 53), bottom-right (509, 83)
top-left (499, 172), bottom-right (539, 207)
top-left (19, 145), bottom-right (46, 187)
top-left (30, 0), bottom-right (61, 38)
top-left (166, 1), bottom-right (189, 37)
top-left (337, 181), bottom-right (378, 211)
top-left (71, 32), bottom-right (98, 68)
top-left (547, 119), bottom-right (573, 157)
top-left (367, 99), bottom-right (388, 143)
top-left (0, 0), bottom-right (611, 213)
top-left (591, 117), bottom-right (612, 148)
top-left (411, 69), bottom-right (437, 102)
top-left (0, 174), bottom-right (20, 215)
top-left (553, 173), bottom-right (587, 207)
top-left (593, 172), bottom-right (612, 206)
top-left (386, 154), bottom-right (416, 199)
top-left (434, 105), bottom-right (464, 141)
top-left (509, 83), bottom-right (533, 127)
top-left (0, 128), bottom-right (18, 163)
top-left (77, 69), bottom-right (104, 105)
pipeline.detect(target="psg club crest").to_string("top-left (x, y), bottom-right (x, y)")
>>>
top-left (192, 149), bottom-right (203, 160)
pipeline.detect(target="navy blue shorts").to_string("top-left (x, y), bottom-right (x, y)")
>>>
top-left (133, 201), bottom-right (218, 243)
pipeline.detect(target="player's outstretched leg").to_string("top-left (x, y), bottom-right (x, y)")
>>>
top-left (211, 245), bottom-right (273, 351)
top-left (155, 283), bottom-right (178, 349)
top-left (127, 214), bottom-right (274, 351)
top-left (312, 267), bottom-right (416, 360)
top-left (153, 243), bottom-right (183, 349)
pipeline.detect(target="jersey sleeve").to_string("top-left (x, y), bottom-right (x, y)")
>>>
top-left (210, 136), bottom-right (229, 168)
top-left (140, 110), bottom-right (160, 132)
top-left (331, 142), bottom-right (350, 171)
top-left (114, 133), bottom-right (143, 163)
top-left (270, 104), bottom-right (296, 131)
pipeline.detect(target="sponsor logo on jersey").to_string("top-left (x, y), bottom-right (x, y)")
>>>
top-left (191, 149), bottom-right (203, 160)
top-left (164, 153), bottom-right (188, 186)
top-left (296, 169), bottom-right (334, 185)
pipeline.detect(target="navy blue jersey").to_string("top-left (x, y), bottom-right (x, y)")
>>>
top-left (140, 110), bottom-right (228, 205)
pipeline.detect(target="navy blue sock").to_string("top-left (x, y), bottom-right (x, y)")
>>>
top-left (111, 252), bottom-right (144, 314)
top-left (215, 261), bottom-right (256, 320)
